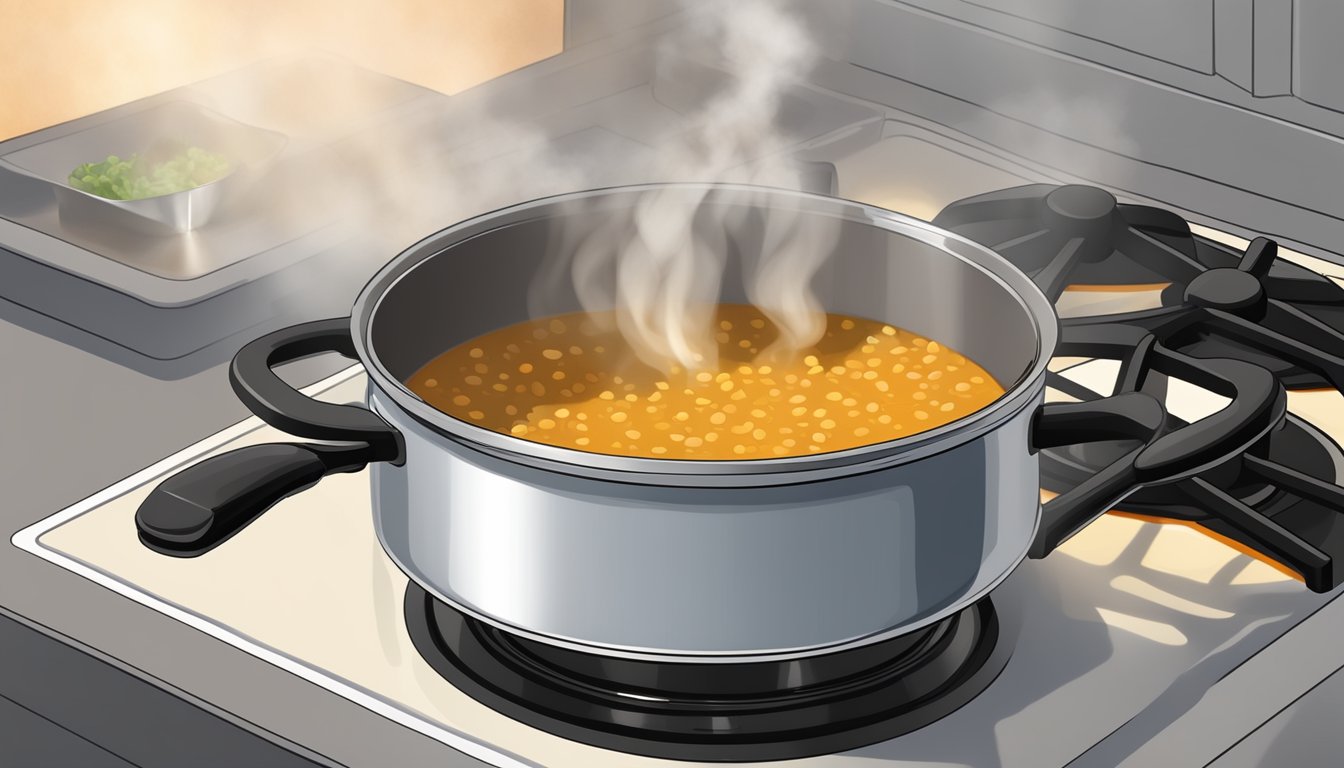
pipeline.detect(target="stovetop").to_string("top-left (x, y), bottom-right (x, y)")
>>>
top-left (14, 92), bottom-right (1344, 768)
top-left (13, 348), bottom-right (1342, 767)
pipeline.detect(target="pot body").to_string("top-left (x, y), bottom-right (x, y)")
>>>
top-left (353, 184), bottom-right (1059, 661)
top-left (371, 384), bottom-right (1043, 660)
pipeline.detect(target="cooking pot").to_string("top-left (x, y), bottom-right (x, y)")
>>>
top-left (135, 184), bottom-right (1282, 662)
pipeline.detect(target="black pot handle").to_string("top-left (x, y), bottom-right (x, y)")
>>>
top-left (1029, 335), bottom-right (1283, 558)
top-left (136, 319), bottom-right (403, 557)
top-left (229, 318), bottom-right (402, 462)
top-left (136, 443), bottom-right (369, 556)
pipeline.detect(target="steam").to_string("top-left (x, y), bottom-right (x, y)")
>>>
top-left (555, 0), bottom-right (839, 373)
top-left (745, 193), bottom-right (838, 353)
top-left (969, 89), bottom-right (1140, 185)
top-left (111, 0), bottom-right (838, 372)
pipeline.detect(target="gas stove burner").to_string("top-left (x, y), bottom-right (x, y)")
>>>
top-left (1117, 415), bottom-right (1344, 568)
top-left (934, 184), bottom-right (1344, 390)
top-left (1043, 411), bottom-right (1340, 514)
top-left (1042, 410), bottom-right (1344, 592)
top-left (404, 586), bottom-right (1004, 762)
top-left (932, 183), bottom-right (1198, 294)
top-left (1037, 319), bottom-right (1344, 591)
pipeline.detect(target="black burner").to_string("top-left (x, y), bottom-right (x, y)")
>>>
top-left (1117, 416), bottom-right (1344, 561)
top-left (933, 183), bottom-right (1196, 293)
top-left (933, 184), bottom-right (1344, 592)
top-left (1040, 185), bottom-right (1119, 262)
top-left (404, 586), bottom-right (1005, 762)
top-left (934, 184), bottom-right (1344, 390)
top-left (1044, 184), bottom-right (1117, 227)
top-left (1039, 405), bottom-right (1344, 591)
top-left (1032, 326), bottom-right (1344, 590)
top-left (1185, 268), bottom-right (1266, 314)
top-left (1043, 413), bottom-right (1332, 513)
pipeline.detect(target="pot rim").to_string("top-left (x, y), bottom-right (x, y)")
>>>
top-left (351, 183), bottom-right (1059, 482)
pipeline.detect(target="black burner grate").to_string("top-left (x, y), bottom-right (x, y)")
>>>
top-left (935, 184), bottom-right (1344, 390)
top-left (1041, 350), bottom-right (1344, 591)
top-left (937, 184), bottom-right (1344, 591)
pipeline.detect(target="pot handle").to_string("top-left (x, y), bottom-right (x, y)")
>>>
top-left (229, 318), bottom-right (402, 462)
top-left (136, 443), bottom-right (368, 556)
top-left (135, 319), bottom-right (403, 557)
top-left (1029, 336), bottom-right (1283, 558)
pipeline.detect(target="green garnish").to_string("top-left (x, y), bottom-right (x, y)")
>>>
top-left (68, 146), bottom-right (232, 200)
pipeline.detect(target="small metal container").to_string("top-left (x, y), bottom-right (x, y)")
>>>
top-left (0, 101), bottom-right (286, 234)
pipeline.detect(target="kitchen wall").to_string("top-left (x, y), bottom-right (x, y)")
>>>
top-left (0, 0), bottom-right (563, 140)
top-left (827, 0), bottom-right (1344, 264)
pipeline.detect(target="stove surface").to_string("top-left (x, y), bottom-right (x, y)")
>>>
top-left (13, 365), bottom-right (1341, 767)
top-left (15, 109), bottom-right (1344, 767)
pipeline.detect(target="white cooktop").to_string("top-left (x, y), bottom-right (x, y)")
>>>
top-left (12, 357), bottom-right (1343, 767)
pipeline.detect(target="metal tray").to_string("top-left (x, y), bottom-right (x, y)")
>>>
top-left (0, 101), bottom-right (286, 234)
top-left (0, 55), bottom-right (442, 364)
top-left (0, 54), bottom-right (436, 288)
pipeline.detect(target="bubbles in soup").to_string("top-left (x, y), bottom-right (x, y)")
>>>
top-left (407, 305), bottom-right (1005, 459)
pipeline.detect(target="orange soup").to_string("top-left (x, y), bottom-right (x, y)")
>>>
top-left (408, 305), bottom-right (1005, 459)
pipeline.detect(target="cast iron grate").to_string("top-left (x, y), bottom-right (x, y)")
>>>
top-left (937, 184), bottom-right (1344, 592)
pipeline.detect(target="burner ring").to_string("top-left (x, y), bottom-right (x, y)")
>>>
top-left (404, 585), bottom-right (1006, 761)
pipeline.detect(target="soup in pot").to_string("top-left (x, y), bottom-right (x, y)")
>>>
top-left (407, 305), bottom-right (1005, 459)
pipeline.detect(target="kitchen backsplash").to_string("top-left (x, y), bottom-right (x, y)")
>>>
top-left (835, 0), bottom-right (1344, 265)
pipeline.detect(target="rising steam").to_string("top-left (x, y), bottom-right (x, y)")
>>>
top-left (174, 0), bottom-right (837, 373)
top-left (551, 0), bottom-right (840, 374)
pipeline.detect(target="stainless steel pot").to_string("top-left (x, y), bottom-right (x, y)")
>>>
top-left (136, 184), bottom-right (1282, 662)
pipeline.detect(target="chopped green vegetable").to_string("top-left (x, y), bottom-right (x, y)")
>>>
top-left (68, 146), bottom-right (232, 200)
